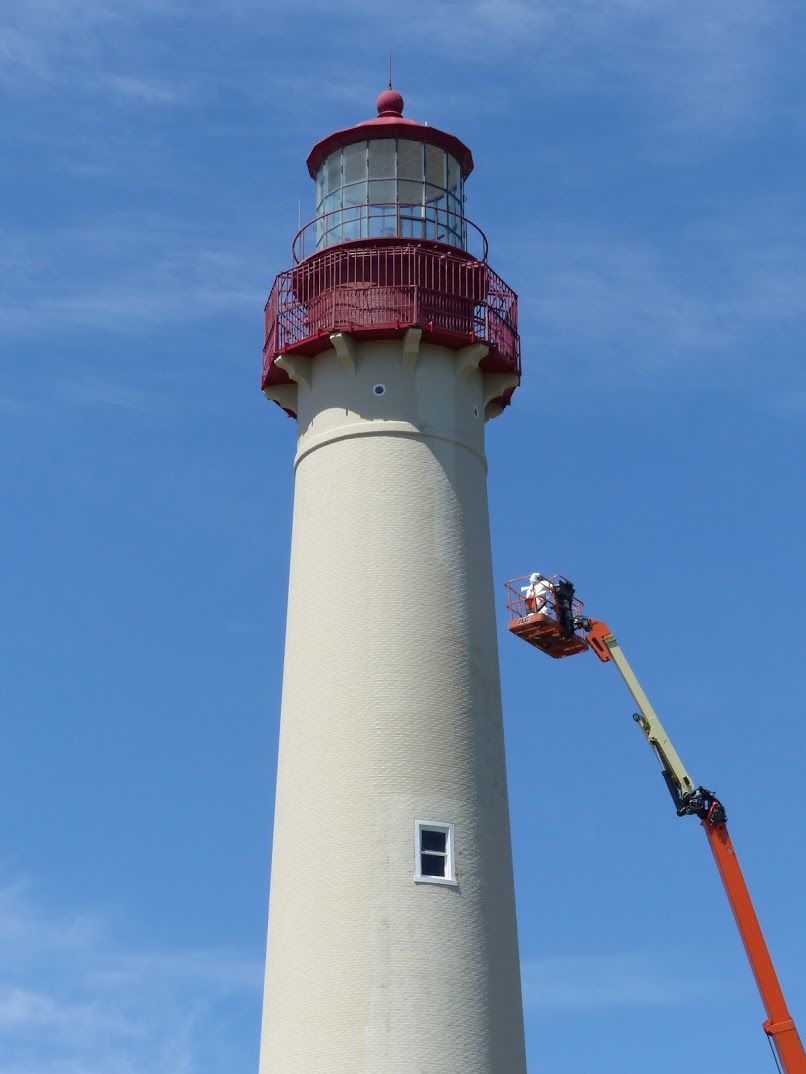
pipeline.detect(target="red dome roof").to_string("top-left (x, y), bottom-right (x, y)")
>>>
top-left (306, 86), bottom-right (474, 179)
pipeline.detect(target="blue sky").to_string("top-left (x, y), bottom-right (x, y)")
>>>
top-left (1, 1), bottom-right (804, 1071)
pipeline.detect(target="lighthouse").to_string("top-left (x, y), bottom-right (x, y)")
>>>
top-left (258, 85), bottom-right (527, 1073)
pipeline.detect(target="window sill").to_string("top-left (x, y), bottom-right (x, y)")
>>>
top-left (414, 875), bottom-right (459, 888)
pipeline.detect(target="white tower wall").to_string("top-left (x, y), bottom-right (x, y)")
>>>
top-left (259, 336), bottom-right (526, 1073)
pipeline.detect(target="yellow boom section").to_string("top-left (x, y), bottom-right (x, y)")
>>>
top-left (588, 622), bottom-right (698, 810)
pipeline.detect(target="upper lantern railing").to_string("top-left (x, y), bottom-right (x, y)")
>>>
top-left (292, 203), bottom-right (489, 264)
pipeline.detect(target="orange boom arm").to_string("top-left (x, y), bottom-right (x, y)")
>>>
top-left (505, 576), bottom-right (805, 1074)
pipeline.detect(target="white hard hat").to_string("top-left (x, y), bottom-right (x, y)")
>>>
top-left (529, 572), bottom-right (541, 582)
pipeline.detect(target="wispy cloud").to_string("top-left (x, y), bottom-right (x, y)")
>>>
top-left (0, 214), bottom-right (265, 337)
top-left (1, 0), bottom-right (800, 413)
top-left (533, 0), bottom-right (790, 135)
top-left (0, 0), bottom-right (792, 138)
top-left (503, 205), bottom-right (806, 401)
top-left (522, 951), bottom-right (718, 1010)
top-left (0, 878), bottom-right (261, 1074)
top-left (99, 73), bottom-right (193, 106)
top-left (55, 374), bottom-right (159, 414)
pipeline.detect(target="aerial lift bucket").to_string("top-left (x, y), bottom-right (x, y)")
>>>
top-left (503, 574), bottom-right (589, 659)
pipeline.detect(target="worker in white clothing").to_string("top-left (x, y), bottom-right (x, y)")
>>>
top-left (521, 572), bottom-right (553, 617)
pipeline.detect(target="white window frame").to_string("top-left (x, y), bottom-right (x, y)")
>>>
top-left (414, 820), bottom-right (457, 886)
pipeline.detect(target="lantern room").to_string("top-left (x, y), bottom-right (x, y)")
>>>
top-left (262, 86), bottom-right (521, 418)
top-left (300, 88), bottom-right (473, 257)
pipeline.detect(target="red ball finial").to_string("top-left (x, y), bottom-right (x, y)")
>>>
top-left (376, 86), bottom-right (404, 116)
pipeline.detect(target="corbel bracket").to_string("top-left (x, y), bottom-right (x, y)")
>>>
top-left (456, 342), bottom-right (489, 379)
top-left (330, 332), bottom-right (358, 372)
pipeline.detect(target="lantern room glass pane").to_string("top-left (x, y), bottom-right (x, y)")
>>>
top-left (325, 224), bottom-right (343, 245)
top-left (424, 183), bottom-right (446, 207)
top-left (343, 141), bottom-right (367, 184)
top-left (343, 181), bottom-right (367, 207)
top-left (398, 179), bottom-right (423, 207)
top-left (399, 209), bottom-right (426, 239)
top-left (368, 139), bottom-right (395, 178)
top-left (367, 202), bottom-right (397, 238)
top-left (325, 150), bottom-right (341, 195)
top-left (368, 179), bottom-right (395, 204)
top-left (447, 154), bottom-right (460, 196)
top-left (312, 138), bottom-right (465, 252)
top-left (398, 139), bottom-right (424, 180)
top-left (425, 144), bottom-right (446, 187)
top-left (341, 205), bottom-right (361, 242)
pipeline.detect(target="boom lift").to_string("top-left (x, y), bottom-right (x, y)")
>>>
top-left (505, 574), bottom-right (806, 1074)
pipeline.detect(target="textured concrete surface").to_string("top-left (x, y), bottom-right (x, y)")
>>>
top-left (259, 339), bottom-right (526, 1073)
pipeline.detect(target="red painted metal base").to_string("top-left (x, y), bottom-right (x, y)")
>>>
top-left (507, 613), bottom-right (589, 659)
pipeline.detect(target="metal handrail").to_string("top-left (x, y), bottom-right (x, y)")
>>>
top-left (504, 574), bottom-right (585, 625)
top-left (262, 242), bottom-right (521, 390)
top-left (292, 203), bottom-right (488, 264)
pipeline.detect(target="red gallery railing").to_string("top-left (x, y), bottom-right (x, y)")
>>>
top-left (263, 249), bottom-right (519, 393)
top-left (262, 206), bottom-right (520, 401)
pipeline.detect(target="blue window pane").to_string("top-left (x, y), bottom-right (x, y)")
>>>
top-left (343, 181), bottom-right (367, 207)
top-left (341, 205), bottom-right (361, 242)
top-left (366, 203), bottom-right (397, 237)
top-left (400, 217), bottom-right (426, 238)
top-left (424, 184), bottom-right (446, 207)
top-left (324, 222), bottom-right (343, 246)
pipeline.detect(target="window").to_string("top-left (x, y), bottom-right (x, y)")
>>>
top-left (425, 144), bottom-right (446, 187)
top-left (368, 179), bottom-right (395, 204)
top-left (398, 139), bottom-right (423, 180)
top-left (325, 150), bottom-right (342, 196)
top-left (415, 821), bottom-right (456, 885)
top-left (447, 154), bottom-right (461, 197)
top-left (343, 141), bottom-right (367, 184)
top-left (313, 142), bottom-right (465, 251)
top-left (368, 138), bottom-right (396, 178)
top-left (343, 181), bottom-right (367, 207)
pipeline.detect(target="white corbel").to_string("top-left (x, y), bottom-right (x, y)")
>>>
top-left (263, 383), bottom-right (298, 415)
top-left (274, 353), bottom-right (310, 389)
top-left (330, 331), bottom-right (358, 372)
top-left (401, 327), bottom-right (423, 367)
top-left (456, 341), bottom-right (489, 379)
top-left (482, 372), bottom-right (519, 421)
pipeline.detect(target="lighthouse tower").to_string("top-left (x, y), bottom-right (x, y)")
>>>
top-left (259, 86), bottom-right (526, 1073)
